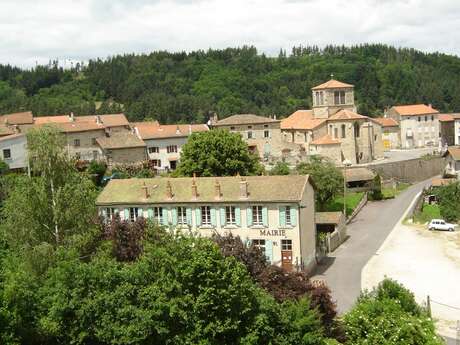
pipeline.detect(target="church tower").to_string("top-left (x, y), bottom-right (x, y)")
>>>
top-left (311, 78), bottom-right (356, 119)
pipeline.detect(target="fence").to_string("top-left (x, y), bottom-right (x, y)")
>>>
top-left (426, 295), bottom-right (460, 343)
top-left (326, 223), bottom-right (347, 252)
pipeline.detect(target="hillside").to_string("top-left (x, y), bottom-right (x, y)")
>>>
top-left (1, 44), bottom-right (460, 123)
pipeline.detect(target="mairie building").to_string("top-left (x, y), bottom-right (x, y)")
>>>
top-left (96, 175), bottom-right (317, 272)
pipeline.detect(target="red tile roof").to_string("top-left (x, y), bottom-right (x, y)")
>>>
top-left (280, 110), bottom-right (326, 130)
top-left (96, 132), bottom-right (146, 149)
top-left (34, 114), bottom-right (129, 128)
top-left (0, 111), bottom-right (33, 125)
top-left (311, 134), bottom-right (341, 145)
top-left (374, 117), bottom-right (399, 127)
top-left (312, 79), bottom-right (354, 90)
top-left (328, 109), bottom-right (368, 121)
top-left (392, 104), bottom-right (439, 116)
top-left (214, 114), bottom-right (280, 126)
top-left (134, 122), bottom-right (209, 140)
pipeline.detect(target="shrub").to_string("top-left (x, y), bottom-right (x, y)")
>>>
top-left (269, 162), bottom-right (290, 175)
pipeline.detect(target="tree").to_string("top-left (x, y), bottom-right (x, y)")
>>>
top-left (344, 278), bottom-right (443, 345)
top-left (0, 158), bottom-right (8, 175)
top-left (269, 161), bottom-right (290, 175)
top-left (176, 129), bottom-right (263, 177)
top-left (370, 174), bottom-right (383, 200)
top-left (296, 156), bottom-right (343, 210)
top-left (434, 181), bottom-right (460, 222)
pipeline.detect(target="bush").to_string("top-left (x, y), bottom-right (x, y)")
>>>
top-left (87, 160), bottom-right (107, 186)
top-left (0, 159), bottom-right (8, 175)
top-left (369, 174), bottom-right (383, 201)
top-left (269, 162), bottom-right (290, 175)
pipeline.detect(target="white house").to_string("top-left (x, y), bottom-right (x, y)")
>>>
top-left (0, 134), bottom-right (28, 170)
top-left (96, 175), bottom-right (317, 272)
top-left (133, 122), bottom-right (209, 171)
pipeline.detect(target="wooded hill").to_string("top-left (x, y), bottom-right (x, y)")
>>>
top-left (2, 44), bottom-right (460, 123)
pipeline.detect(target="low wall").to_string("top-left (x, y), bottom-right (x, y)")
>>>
top-left (346, 192), bottom-right (368, 224)
top-left (327, 223), bottom-right (347, 253)
top-left (363, 156), bottom-right (445, 183)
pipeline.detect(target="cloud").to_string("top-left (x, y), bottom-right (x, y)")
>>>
top-left (0, 0), bottom-right (459, 67)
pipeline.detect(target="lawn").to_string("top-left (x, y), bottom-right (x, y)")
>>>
top-left (382, 182), bottom-right (410, 199)
top-left (323, 192), bottom-right (364, 216)
top-left (414, 203), bottom-right (441, 224)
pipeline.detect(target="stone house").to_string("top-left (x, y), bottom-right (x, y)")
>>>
top-left (385, 104), bottom-right (440, 149)
top-left (374, 117), bottom-right (401, 150)
top-left (133, 121), bottom-right (209, 171)
top-left (439, 114), bottom-right (455, 147)
top-left (0, 133), bottom-right (27, 170)
top-left (443, 147), bottom-right (460, 178)
top-left (96, 132), bottom-right (147, 166)
top-left (96, 175), bottom-right (317, 272)
top-left (0, 111), bottom-right (34, 131)
top-left (308, 134), bottom-right (342, 163)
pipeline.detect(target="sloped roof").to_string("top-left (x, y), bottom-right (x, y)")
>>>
top-left (214, 114), bottom-right (280, 126)
top-left (312, 79), bottom-right (354, 90)
top-left (431, 178), bottom-right (456, 187)
top-left (344, 167), bottom-right (375, 182)
top-left (328, 109), bottom-right (368, 121)
top-left (96, 132), bottom-right (146, 149)
top-left (34, 114), bottom-right (129, 128)
top-left (96, 175), bottom-right (312, 205)
top-left (134, 122), bottom-right (209, 140)
top-left (391, 104), bottom-right (439, 116)
top-left (0, 126), bottom-right (15, 136)
top-left (445, 147), bottom-right (460, 160)
top-left (311, 134), bottom-right (341, 145)
top-left (315, 212), bottom-right (344, 225)
top-left (439, 114), bottom-right (457, 122)
top-left (0, 111), bottom-right (33, 125)
top-left (0, 133), bottom-right (25, 142)
top-left (280, 110), bottom-right (326, 130)
top-left (374, 117), bottom-right (399, 127)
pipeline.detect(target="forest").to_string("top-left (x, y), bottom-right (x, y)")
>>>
top-left (2, 44), bottom-right (460, 123)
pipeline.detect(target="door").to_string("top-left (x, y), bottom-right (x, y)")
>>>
top-left (281, 250), bottom-right (293, 271)
top-left (170, 160), bottom-right (177, 170)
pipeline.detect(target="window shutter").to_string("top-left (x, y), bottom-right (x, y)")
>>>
top-left (220, 207), bottom-right (226, 227)
top-left (186, 207), bottom-right (192, 226)
top-left (211, 208), bottom-right (217, 226)
top-left (171, 207), bottom-right (178, 225)
top-left (279, 206), bottom-right (286, 227)
top-left (124, 208), bottom-right (129, 221)
top-left (161, 208), bottom-right (168, 225)
top-left (246, 207), bottom-right (253, 227)
top-left (147, 208), bottom-right (154, 219)
top-left (265, 240), bottom-right (273, 263)
top-left (262, 207), bottom-right (268, 227)
top-left (290, 205), bottom-right (298, 226)
top-left (195, 207), bottom-right (202, 226)
top-left (235, 207), bottom-right (241, 227)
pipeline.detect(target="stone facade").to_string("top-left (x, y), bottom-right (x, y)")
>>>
top-left (64, 129), bottom-right (106, 161)
top-left (312, 81), bottom-right (356, 119)
top-left (439, 114), bottom-right (455, 147)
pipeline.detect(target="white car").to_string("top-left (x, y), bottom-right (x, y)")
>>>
top-left (428, 219), bottom-right (456, 232)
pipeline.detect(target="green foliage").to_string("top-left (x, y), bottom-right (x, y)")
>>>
top-left (433, 182), bottom-right (460, 222)
top-left (177, 129), bottom-right (262, 177)
top-left (323, 192), bottom-right (364, 216)
top-left (0, 158), bottom-right (8, 175)
top-left (344, 278), bottom-right (443, 345)
top-left (269, 162), bottom-right (291, 175)
top-left (297, 157), bottom-right (344, 210)
top-left (87, 160), bottom-right (107, 186)
top-left (369, 174), bottom-right (383, 201)
top-left (414, 204), bottom-right (441, 224)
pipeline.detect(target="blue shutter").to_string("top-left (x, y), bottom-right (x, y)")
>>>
top-left (279, 206), bottom-right (286, 227)
top-left (220, 207), bottom-right (226, 227)
top-left (262, 207), bottom-right (268, 227)
top-left (161, 208), bottom-right (168, 225)
top-left (147, 208), bottom-right (154, 219)
top-left (211, 208), bottom-right (217, 227)
top-left (195, 207), bottom-right (202, 226)
top-left (246, 207), bottom-right (253, 227)
top-left (265, 240), bottom-right (273, 264)
top-left (235, 207), bottom-right (241, 227)
top-left (290, 205), bottom-right (298, 226)
top-left (124, 208), bottom-right (129, 221)
top-left (186, 207), bottom-right (192, 226)
top-left (171, 207), bottom-right (178, 225)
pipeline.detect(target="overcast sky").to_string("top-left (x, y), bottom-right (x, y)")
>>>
top-left (1, 0), bottom-right (459, 68)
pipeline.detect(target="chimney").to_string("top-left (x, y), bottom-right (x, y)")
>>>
top-left (176, 125), bottom-right (181, 135)
top-left (274, 114), bottom-right (277, 120)
top-left (191, 173), bottom-right (198, 199)
top-left (96, 115), bottom-right (102, 125)
top-left (239, 177), bottom-right (248, 199)
top-left (166, 180), bottom-right (173, 199)
top-left (214, 179), bottom-right (221, 200)
top-left (189, 124), bottom-right (192, 135)
top-left (141, 182), bottom-right (149, 199)
top-left (69, 112), bottom-right (75, 122)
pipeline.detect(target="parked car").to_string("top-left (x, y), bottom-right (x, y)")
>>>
top-left (428, 219), bottom-right (457, 232)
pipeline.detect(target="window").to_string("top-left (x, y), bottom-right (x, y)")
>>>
top-left (148, 146), bottom-right (159, 154)
top-left (418, 117), bottom-right (421, 122)
top-left (281, 239), bottom-right (292, 251)
top-left (91, 138), bottom-right (97, 145)
top-left (230, 126), bottom-right (235, 130)
top-left (177, 207), bottom-right (187, 224)
top-left (252, 239), bottom-right (266, 253)
top-left (167, 145), bottom-right (178, 153)
top-left (341, 124), bottom-right (346, 138)
top-left (2, 149), bottom-right (11, 159)
top-left (315, 91), bottom-right (320, 105)
top-left (154, 207), bottom-right (162, 223)
top-left (320, 91), bottom-right (324, 105)
top-left (74, 139), bottom-right (80, 147)
top-left (334, 91), bottom-right (346, 105)
top-left (334, 127), bottom-right (338, 139)
top-left (247, 131), bottom-right (253, 139)
top-left (129, 207), bottom-right (140, 222)
top-left (75, 152), bottom-right (81, 160)
top-left (252, 205), bottom-right (263, 225)
top-left (152, 159), bottom-right (161, 167)
top-left (431, 115), bottom-right (434, 121)
top-left (92, 150), bottom-right (98, 160)
top-left (248, 126), bottom-right (252, 129)
top-left (264, 124), bottom-right (269, 128)
top-left (354, 123), bottom-right (360, 138)
top-left (264, 130), bottom-right (270, 138)
top-left (226, 206), bottom-right (236, 224)
top-left (201, 206), bottom-right (211, 225)
top-left (285, 206), bottom-right (291, 225)
top-left (105, 207), bottom-right (118, 220)
top-left (425, 116), bottom-right (428, 121)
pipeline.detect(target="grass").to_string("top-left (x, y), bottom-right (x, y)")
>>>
top-left (414, 204), bottom-right (441, 224)
top-left (381, 182), bottom-right (411, 199)
top-left (323, 192), bottom-right (365, 216)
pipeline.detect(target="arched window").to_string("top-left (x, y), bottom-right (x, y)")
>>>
top-left (341, 124), bottom-right (346, 138)
top-left (354, 122), bottom-right (360, 138)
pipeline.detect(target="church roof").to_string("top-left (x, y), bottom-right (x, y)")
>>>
top-left (328, 109), bottom-right (368, 121)
top-left (310, 134), bottom-right (341, 145)
top-left (312, 79), bottom-right (354, 90)
top-left (374, 117), bottom-right (399, 127)
top-left (280, 110), bottom-right (326, 130)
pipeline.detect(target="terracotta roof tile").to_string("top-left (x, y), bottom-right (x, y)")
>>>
top-left (96, 175), bottom-right (312, 205)
top-left (344, 167), bottom-right (375, 182)
top-left (328, 109), bottom-right (368, 121)
top-left (431, 178), bottom-right (456, 187)
top-left (0, 125), bottom-right (15, 136)
top-left (281, 110), bottom-right (326, 130)
top-left (312, 79), bottom-right (354, 90)
top-left (445, 147), bottom-right (460, 160)
top-left (311, 134), bottom-right (341, 145)
top-left (214, 114), bottom-right (280, 126)
top-left (374, 117), bottom-right (399, 127)
top-left (96, 132), bottom-right (146, 149)
top-left (34, 113), bottom-right (129, 128)
top-left (134, 122), bottom-right (209, 140)
top-left (0, 111), bottom-right (33, 125)
top-left (392, 104), bottom-right (439, 116)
